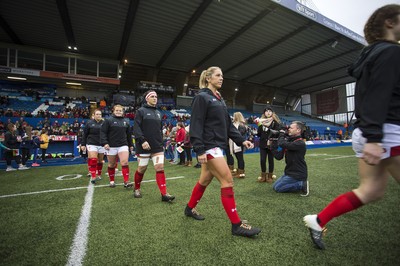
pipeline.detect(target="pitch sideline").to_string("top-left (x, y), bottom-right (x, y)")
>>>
top-left (0, 176), bottom-right (186, 199)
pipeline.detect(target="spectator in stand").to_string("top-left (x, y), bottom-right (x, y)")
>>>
top-left (337, 129), bottom-right (343, 140)
top-left (4, 123), bottom-right (27, 171)
top-left (304, 4), bottom-right (400, 250)
top-left (184, 66), bottom-right (260, 237)
top-left (132, 90), bottom-right (175, 202)
top-left (81, 109), bottom-right (105, 184)
top-left (175, 122), bottom-right (186, 165)
top-left (100, 104), bottom-right (133, 188)
top-left (0, 121), bottom-right (5, 133)
top-left (256, 106), bottom-right (281, 183)
top-left (40, 128), bottom-right (50, 163)
top-left (100, 98), bottom-right (107, 109)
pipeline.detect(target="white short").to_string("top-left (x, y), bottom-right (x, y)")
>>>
top-left (137, 153), bottom-right (164, 166)
top-left (106, 146), bottom-right (129, 156)
top-left (352, 123), bottom-right (400, 159)
top-left (87, 144), bottom-right (105, 154)
top-left (205, 147), bottom-right (224, 159)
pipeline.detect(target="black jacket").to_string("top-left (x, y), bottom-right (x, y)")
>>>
top-left (190, 88), bottom-right (244, 155)
top-left (348, 41), bottom-right (400, 142)
top-left (82, 119), bottom-right (104, 146)
top-left (257, 120), bottom-right (281, 149)
top-left (133, 104), bottom-right (164, 154)
top-left (100, 116), bottom-right (132, 148)
top-left (278, 134), bottom-right (307, 181)
top-left (4, 131), bottom-right (20, 149)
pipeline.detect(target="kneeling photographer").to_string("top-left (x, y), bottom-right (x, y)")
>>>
top-left (271, 121), bottom-right (309, 196)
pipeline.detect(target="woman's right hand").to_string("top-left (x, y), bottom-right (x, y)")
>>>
top-left (142, 141), bottom-right (151, 150)
top-left (104, 144), bottom-right (110, 150)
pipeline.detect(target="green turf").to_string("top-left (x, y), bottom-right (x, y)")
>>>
top-left (0, 147), bottom-right (399, 265)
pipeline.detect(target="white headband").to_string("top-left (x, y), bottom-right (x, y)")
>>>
top-left (145, 91), bottom-right (157, 100)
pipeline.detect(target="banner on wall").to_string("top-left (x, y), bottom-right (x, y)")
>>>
top-left (311, 86), bottom-right (347, 115)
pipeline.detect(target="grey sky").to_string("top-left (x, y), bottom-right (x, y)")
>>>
top-left (312, 0), bottom-right (400, 36)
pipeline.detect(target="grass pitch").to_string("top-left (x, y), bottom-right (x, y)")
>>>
top-left (0, 146), bottom-right (399, 265)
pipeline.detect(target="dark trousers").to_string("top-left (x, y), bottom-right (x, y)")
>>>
top-left (4, 150), bottom-right (21, 166)
top-left (21, 148), bottom-right (31, 165)
top-left (184, 147), bottom-right (192, 161)
top-left (179, 149), bottom-right (186, 164)
top-left (41, 148), bottom-right (47, 161)
top-left (260, 147), bottom-right (274, 173)
top-left (234, 151), bottom-right (244, 169)
top-left (226, 149), bottom-right (234, 165)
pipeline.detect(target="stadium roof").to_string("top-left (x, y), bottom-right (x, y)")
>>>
top-left (0, 0), bottom-right (366, 95)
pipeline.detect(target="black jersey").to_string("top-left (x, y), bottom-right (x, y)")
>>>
top-left (133, 104), bottom-right (164, 154)
top-left (82, 119), bottom-right (104, 146)
top-left (100, 115), bottom-right (132, 148)
top-left (190, 88), bottom-right (244, 155)
top-left (348, 41), bottom-right (400, 142)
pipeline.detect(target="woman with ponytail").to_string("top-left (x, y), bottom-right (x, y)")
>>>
top-left (184, 66), bottom-right (261, 238)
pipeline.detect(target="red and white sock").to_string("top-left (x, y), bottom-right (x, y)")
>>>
top-left (221, 187), bottom-right (241, 224)
top-left (108, 167), bottom-right (115, 182)
top-left (156, 170), bottom-right (167, 195)
top-left (97, 162), bottom-right (103, 176)
top-left (122, 165), bottom-right (130, 183)
top-left (187, 182), bottom-right (207, 209)
top-left (88, 158), bottom-right (97, 179)
top-left (134, 170), bottom-right (144, 190)
top-left (318, 191), bottom-right (363, 227)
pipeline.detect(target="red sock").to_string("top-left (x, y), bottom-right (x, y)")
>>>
top-left (221, 187), bottom-right (241, 224)
top-left (156, 170), bottom-right (167, 195)
top-left (188, 182), bottom-right (207, 209)
top-left (134, 170), bottom-right (144, 190)
top-left (318, 191), bottom-right (363, 227)
top-left (122, 165), bottom-right (129, 183)
top-left (88, 158), bottom-right (97, 179)
top-left (108, 167), bottom-right (115, 182)
top-left (97, 162), bottom-right (103, 175)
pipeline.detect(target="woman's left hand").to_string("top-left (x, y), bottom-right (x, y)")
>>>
top-left (362, 143), bottom-right (383, 165)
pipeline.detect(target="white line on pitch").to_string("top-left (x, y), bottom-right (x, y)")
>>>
top-left (307, 154), bottom-right (350, 157)
top-left (0, 176), bottom-right (185, 199)
top-left (66, 180), bottom-right (93, 266)
top-left (324, 155), bottom-right (355, 160)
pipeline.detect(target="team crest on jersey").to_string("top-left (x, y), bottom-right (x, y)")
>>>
top-left (157, 112), bottom-right (160, 119)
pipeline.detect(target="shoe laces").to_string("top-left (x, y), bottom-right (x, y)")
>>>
top-left (191, 208), bottom-right (201, 215)
top-left (240, 222), bottom-right (252, 230)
